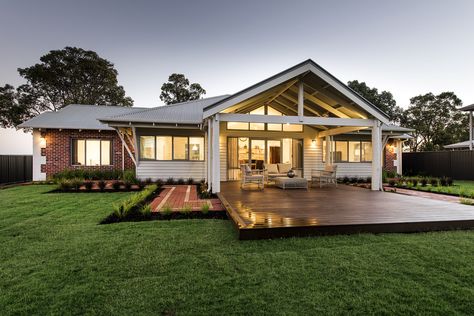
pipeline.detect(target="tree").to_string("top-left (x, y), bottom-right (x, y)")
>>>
top-left (0, 46), bottom-right (133, 128)
top-left (160, 73), bottom-right (206, 105)
top-left (348, 80), bottom-right (403, 123)
top-left (400, 92), bottom-right (467, 151)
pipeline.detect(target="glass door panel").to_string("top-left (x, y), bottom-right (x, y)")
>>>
top-left (267, 140), bottom-right (281, 164)
top-left (250, 139), bottom-right (265, 170)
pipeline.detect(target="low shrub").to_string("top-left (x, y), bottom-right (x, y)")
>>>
top-left (112, 181), bottom-right (122, 191)
top-left (187, 178), bottom-right (194, 185)
top-left (53, 168), bottom-right (128, 181)
top-left (137, 181), bottom-right (145, 190)
top-left (349, 177), bottom-right (358, 184)
top-left (140, 204), bottom-right (152, 218)
top-left (166, 177), bottom-right (175, 185)
top-left (366, 177), bottom-right (371, 184)
top-left (357, 177), bottom-right (365, 184)
top-left (123, 170), bottom-right (137, 184)
top-left (58, 179), bottom-right (72, 192)
top-left (104, 184), bottom-right (158, 222)
top-left (411, 178), bottom-right (418, 186)
top-left (98, 180), bottom-right (106, 192)
top-left (440, 177), bottom-right (447, 187)
top-left (460, 198), bottom-right (474, 206)
top-left (430, 178), bottom-right (438, 187)
top-left (161, 203), bottom-right (173, 216)
top-left (145, 178), bottom-right (153, 185)
top-left (200, 203), bottom-right (210, 214)
top-left (342, 176), bottom-right (350, 184)
top-left (180, 203), bottom-right (192, 215)
top-left (177, 178), bottom-right (185, 185)
top-left (447, 177), bottom-right (453, 186)
top-left (388, 179), bottom-right (396, 186)
top-left (155, 179), bottom-right (164, 187)
top-left (124, 180), bottom-right (132, 190)
top-left (421, 178), bottom-right (428, 187)
top-left (198, 181), bottom-right (211, 199)
top-left (70, 178), bottom-right (83, 191)
top-left (84, 181), bottom-right (93, 191)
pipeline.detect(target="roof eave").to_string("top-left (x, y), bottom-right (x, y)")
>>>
top-left (202, 59), bottom-right (390, 124)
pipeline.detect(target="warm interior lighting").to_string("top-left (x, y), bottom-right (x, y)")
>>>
top-left (311, 139), bottom-right (316, 147)
top-left (192, 144), bottom-right (198, 151)
top-left (39, 137), bottom-right (46, 148)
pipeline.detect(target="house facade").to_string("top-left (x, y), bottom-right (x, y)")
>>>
top-left (20, 59), bottom-right (411, 191)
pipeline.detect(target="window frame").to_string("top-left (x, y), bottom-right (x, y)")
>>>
top-left (138, 136), bottom-right (205, 162)
top-left (71, 138), bottom-right (113, 166)
top-left (226, 105), bottom-right (304, 133)
top-left (323, 140), bottom-right (373, 163)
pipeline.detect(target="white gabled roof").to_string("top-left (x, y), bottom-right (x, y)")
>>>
top-left (18, 104), bottom-right (147, 130)
top-left (99, 95), bottom-right (229, 125)
top-left (203, 59), bottom-right (390, 124)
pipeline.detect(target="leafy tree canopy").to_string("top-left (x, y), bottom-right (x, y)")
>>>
top-left (160, 73), bottom-right (206, 105)
top-left (0, 46), bottom-right (133, 128)
top-left (348, 80), bottom-right (403, 123)
top-left (400, 92), bottom-right (467, 151)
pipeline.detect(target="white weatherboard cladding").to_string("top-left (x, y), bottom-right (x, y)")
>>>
top-left (136, 161), bottom-right (206, 181)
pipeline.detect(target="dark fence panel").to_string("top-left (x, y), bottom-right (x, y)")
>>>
top-left (0, 155), bottom-right (33, 184)
top-left (403, 150), bottom-right (474, 180)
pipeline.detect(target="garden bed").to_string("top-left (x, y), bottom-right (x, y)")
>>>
top-left (47, 180), bottom-right (144, 193)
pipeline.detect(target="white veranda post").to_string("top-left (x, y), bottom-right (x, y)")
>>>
top-left (371, 120), bottom-right (382, 191)
top-left (211, 115), bottom-right (220, 193)
top-left (207, 119), bottom-right (212, 190)
top-left (325, 135), bottom-right (332, 166)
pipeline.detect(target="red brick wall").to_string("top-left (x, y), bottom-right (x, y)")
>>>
top-left (383, 140), bottom-right (397, 174)
top-left (41, 129), bottom-right (134, 178)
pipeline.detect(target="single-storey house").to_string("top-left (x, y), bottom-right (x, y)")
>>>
top-left (444, 103), bottom-right (474, 150)
top-left (19, 59), bottom-right (411, 192)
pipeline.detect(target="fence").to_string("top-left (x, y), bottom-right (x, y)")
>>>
top-left (403, 150), bottom-right (474, 180)
top-left (0, 155), bottom-right (33, 185)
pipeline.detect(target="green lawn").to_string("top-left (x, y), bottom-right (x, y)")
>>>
top-left (404, 180), bottom-right (474, 197)
top-left (1, 185), bottom-right (473, 315)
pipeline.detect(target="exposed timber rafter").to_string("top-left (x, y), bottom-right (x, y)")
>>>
top-left (265, 79), bottom-right (298, 105)
top-left (115, 128), bottom-right (136, 166)
top-left (318, 126), bottom-right (369, 138)
top-left (288, 86), bottom-right (350, 118)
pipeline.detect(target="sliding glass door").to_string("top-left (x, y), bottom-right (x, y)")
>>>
top-left (227, 137), bottom-right (303, 180)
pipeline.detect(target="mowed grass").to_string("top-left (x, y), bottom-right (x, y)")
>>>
top-left (1, 185), bottom-right (473, 315)
top-left (408, 180), bottom-right (474, 197)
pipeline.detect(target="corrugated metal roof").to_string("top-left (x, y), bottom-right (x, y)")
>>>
top-left (18, 104), bottom-right (147, 130)
top-left (99, 95), bottom-right (230, 124)
top-left (381, 124), bottom-right (413, 132)
top-left (444, 140), bottom-right (474, 149)
top-left (203, 59), bottom-right (390, 122)
top-left (459, 104), bottom-right (474, 111)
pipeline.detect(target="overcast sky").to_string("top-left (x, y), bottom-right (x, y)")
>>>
top-left (1, 0), bottom-right (474, 154)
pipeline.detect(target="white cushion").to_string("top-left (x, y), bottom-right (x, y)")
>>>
top-left (325, 165), bottom-right (336, 172)
top-left (267, 164), bottom-right (279, 174)
top-left (244, 164), bottom-right (252, 175)
top-left (278, 163), bottom-right (292, 174)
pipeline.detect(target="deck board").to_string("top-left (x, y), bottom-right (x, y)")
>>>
top-left (219, 182), bottom-right (474, 239)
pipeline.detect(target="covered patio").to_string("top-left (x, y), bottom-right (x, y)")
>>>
top-left (219, 181), bottom-right (474, 240)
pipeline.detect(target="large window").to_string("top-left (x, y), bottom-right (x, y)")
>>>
top-left (226, 105), bottom-right (303, 132)
top-left (72, 139), bottom-right (112, 166)
top-left (323, 140), bottom-right (372, 163)
top-left (140, 136), bottom-right (155, 160)
top-left (173, 137), bottom-right (188, 160)
top-left (139, 136), bottom-right (204, 161)
top-left (156, 136), bottom-right (172, 160)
